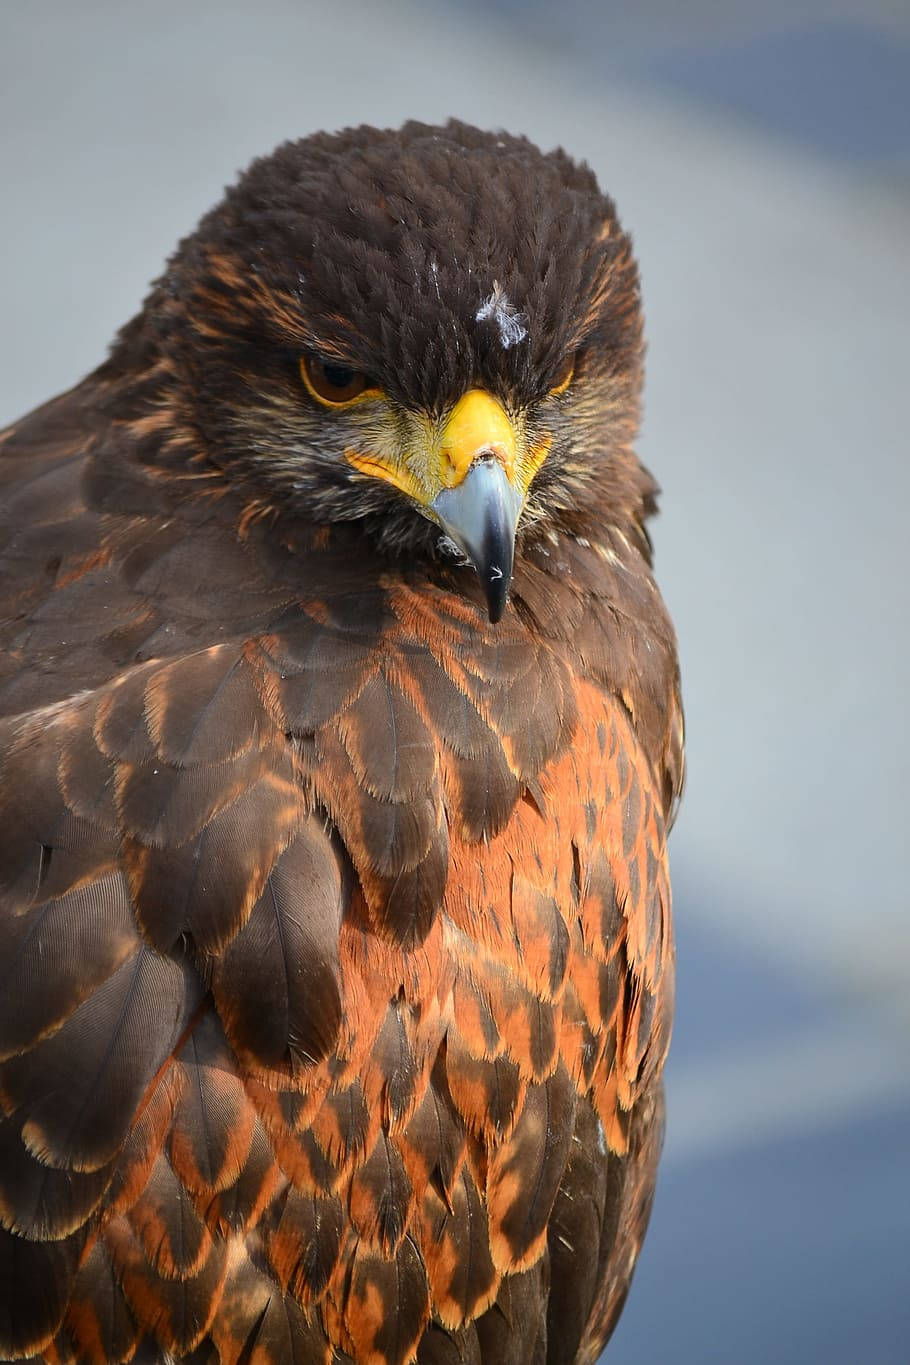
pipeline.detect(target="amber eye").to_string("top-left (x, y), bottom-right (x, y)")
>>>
top-left (299, 355), bottom-right (380, 407)
top-left (549, 355), bottom-right (576, 397)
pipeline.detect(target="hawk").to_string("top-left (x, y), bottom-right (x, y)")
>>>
top-left (0, 121), bottom-right (684, 1364)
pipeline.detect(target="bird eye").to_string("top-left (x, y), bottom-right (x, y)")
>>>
top-left (300, 355), bottom-right (381, 407)
top-left (549, 355), bottom-right (576, 397)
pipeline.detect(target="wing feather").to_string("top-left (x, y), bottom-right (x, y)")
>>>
top-left (211, 824), bottom-right (346, 1070)
top-left (1, 948), bottom-right (198, 1172)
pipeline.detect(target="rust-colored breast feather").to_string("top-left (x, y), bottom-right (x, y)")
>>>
top-left (0, 389), bottom-right (683, 1364)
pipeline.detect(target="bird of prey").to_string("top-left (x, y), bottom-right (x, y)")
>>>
top-left (0, 120), bottom-right (684, 1364)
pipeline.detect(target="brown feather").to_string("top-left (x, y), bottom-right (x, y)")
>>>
top-left (66, 1241), bottom-right (140, 1365)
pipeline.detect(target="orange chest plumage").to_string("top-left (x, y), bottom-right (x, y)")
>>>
top-left (1, 451), bottom-right (680, 1365)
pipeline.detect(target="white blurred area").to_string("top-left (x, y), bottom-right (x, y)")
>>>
top-left (2, 2), bottom-right (908, 1360)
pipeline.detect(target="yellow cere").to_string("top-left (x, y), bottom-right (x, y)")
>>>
top-left (439, 389), bottom-right (516, 488)
top-left (344, 387), bottom-right (554, 507)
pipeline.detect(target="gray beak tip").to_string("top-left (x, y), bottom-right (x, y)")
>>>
top-left (483, 563), bottom-right (510, 624)
top-left (431, 459), bottom-right (522, 625)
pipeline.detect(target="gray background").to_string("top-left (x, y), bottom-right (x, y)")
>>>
top-left (1, 2), bottom-right (908, 1360)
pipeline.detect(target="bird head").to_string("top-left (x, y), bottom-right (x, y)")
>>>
top-left (119, 120), bottom-right (647, 622)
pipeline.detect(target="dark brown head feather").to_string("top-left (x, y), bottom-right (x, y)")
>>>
top-left (177, 121), bottom-right (637, 403)
top-left (103, 119), bottom-right (648, 561)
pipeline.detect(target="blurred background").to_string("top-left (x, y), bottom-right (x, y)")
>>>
top-left (2, 1), bottom-right (908, 1360)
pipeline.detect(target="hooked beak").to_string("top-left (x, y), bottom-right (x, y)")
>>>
top-left (432, 457), bottom-right (523, 623)
top-left (346, 387), bottom-right (550, 623)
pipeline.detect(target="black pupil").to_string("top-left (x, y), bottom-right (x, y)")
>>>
top-left (322, 363), bottom-right (356, 390)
